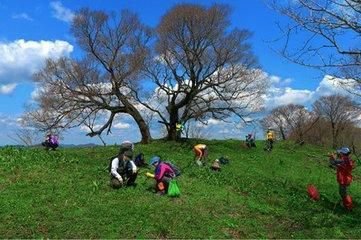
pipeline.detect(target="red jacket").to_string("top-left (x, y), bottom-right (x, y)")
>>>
top-left (336, 156), bottom-right (355, 185)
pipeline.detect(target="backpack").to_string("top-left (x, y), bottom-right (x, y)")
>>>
top-left (134, 153), bottom-right (147, 167)
top-left (219, 156), bottom-right (230, 165)
top-left (164, 161), bottom-right (181, 177)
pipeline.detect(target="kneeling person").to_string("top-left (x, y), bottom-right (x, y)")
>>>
top-left (149, 156), bottom-right (176, 195)
top-left (110, 150), bottom-right (138, 189)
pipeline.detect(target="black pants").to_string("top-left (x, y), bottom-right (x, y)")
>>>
top-left (339, 184), bottom-right (348, 198)
top-left (42, 141), bottom-right (58, 150)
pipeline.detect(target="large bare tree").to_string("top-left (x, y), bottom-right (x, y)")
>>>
top-left (24, 9), bottom-right (152, 143)
top-left (138, 4), bottom-right (266, 141)
top-left (313, 94), bottom-right (361, 148)
top-left (271, 0), bottom-right (361, 93)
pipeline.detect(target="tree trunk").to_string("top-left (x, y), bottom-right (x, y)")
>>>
top-left (127, 104), bottom-right (152, 144)
top-left (331, 123), bottom-right (337, 149)
top-left (166, 107), bottom-right (179, 141)
top-left (279, 126), bottom-right (286, 140)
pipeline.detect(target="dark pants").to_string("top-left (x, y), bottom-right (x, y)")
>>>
top-left (265, 139), bottom-right (273, 151)
top-left (339, 184), bottom-right (348, 198)
top-left (42, 141), bottom-right (58, 150)
top-left (110, 172), bottom-right (138, 189)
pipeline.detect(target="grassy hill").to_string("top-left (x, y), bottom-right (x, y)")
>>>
top-left (1, 139), bottom-right (361, 238)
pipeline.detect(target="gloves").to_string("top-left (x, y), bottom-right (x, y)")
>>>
top-left (146, 172), bottom-right (155, 178)
top-left (117, 176), bottom-right (123, 183)
top-left (129, 160), bottom-right (138, 174)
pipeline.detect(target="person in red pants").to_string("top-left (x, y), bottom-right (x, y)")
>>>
top-left (329, 147), bottom-right (356, 210)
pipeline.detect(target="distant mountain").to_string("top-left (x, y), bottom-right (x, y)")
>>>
top-left (60, 143), bottom-right (100, 148)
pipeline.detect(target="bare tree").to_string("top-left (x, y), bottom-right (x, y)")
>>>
top-left (271, 0), bottom-right (361, 93)
top-left (23, 9), bottom-right (152, 143)
top-left (313, 94), bottom-right (361, 148)
top-left (261, 104), bottom-right (319, 143)
top-left (138, 4), bottom-right (266, 141)
top-left (7, 128), bottom-right (42, 147)
top-left (260, 108), bottom-right (288, 140)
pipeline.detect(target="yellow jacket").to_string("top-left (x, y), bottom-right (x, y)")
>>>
top-left (266, 131), bottom-right (274, 140)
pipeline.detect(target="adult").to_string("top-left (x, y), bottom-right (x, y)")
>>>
top-left (42, 134), bottom-right (59, 150)
top-left (193, 144), bottom-right (208, 166)
top-left (264, 129), bottom-right (274, 151)
top-left (110, 150), bottom-right (138, 189)
top-left (148, 156), bottom-right (176, 195)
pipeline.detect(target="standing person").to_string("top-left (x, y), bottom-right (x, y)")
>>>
top-left (109, 150), bottom-right (138, 189)
top-left (193, 144), bottom-right (208, 166)
top-left (264, 129), bottom-right (274, 151)
top-left (329, 147), bottom-right (356, 210)
top-left (147, 156), bottom-right (176, 195)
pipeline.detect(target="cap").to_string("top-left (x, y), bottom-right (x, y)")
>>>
top-left (336, 147), bottom-right (351, 155)
top-left (150, 156), bottom-right (161, 165)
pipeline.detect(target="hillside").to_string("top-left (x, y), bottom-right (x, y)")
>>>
top-left (0, 139), bottom-right (360, 238)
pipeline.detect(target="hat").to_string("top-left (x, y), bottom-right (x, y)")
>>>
top-left (336, 147), bottom-right (351, 155)
top-left (123, 150), bottom-right (133, 158)
top-left (150, 156), bottom-right (161, 165)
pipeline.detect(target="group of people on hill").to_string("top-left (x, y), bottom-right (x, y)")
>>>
top-left (108, 141), bottom-right (181, 195)
top-left (108, 141), bottom-right (211, 195)
top-left (244, 129), bottom-right (274, 151)
top-left (41, 129), bottom-right (356, 210)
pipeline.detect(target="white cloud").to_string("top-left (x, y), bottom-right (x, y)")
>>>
top-left (0, 39), bottom-right (73, 86)
top-left (264, 74), bottom-right (356, 109)
top-left (113, 122), bottom-right (131, 129)
top-left (12, 13), bottom-right (33, 21)
top-left (0, 83), bottom-right (17, 94)
top-left (50, 1), bottom-right (75, 23)
top-left (274, 88), bottom-right (313, 106)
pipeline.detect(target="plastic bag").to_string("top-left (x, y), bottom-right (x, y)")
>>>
top-left (168, 179), bottom-right (181, 197)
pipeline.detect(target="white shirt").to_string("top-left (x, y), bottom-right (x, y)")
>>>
top-left (110, 157), bottom-right (137, 181)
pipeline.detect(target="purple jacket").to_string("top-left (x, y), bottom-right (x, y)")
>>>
top-left (154, 162), bottom-right (175, 181)
top-left (49, 135), bottom-right (58, 145)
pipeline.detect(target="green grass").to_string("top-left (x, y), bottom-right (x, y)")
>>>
top-left (1, 139), bottom-right (361, 238)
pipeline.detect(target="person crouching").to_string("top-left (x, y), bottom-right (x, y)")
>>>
top-left (148, 156), bottom-right (176, 195)
top-left (110, 150), bottom-right (138, 189)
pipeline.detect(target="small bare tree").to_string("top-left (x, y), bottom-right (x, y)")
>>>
top-left (260, 108), bottom-right (289, 140)
top-left (8, 128), bottom-right (42, 147)
top-left (24, 9), bottom-right (152, 143)
top-left (313, 94), bottom-right (361, 148)
top-left (261, 104), bottom-right (319, 143)
top-left (139, 3), bottom-right (266, 141)
top-left (271, 0), bottom-right (361, 93)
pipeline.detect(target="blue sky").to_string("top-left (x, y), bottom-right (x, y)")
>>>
top-left (0, 0), bottom-right (353, 145)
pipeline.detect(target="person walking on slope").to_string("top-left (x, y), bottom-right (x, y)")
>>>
top-left (329, 147), bottom-right (356, 210)
top-left (193, 144), bottom-right (208, 166)
top-left (264, 129), bottom-right (274, 151)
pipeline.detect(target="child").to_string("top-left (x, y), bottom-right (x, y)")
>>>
top-left (329, 147), bottom-right (356, 210)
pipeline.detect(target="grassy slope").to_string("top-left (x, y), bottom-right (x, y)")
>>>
top-left (0, 139), bottom-right (361, 238)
